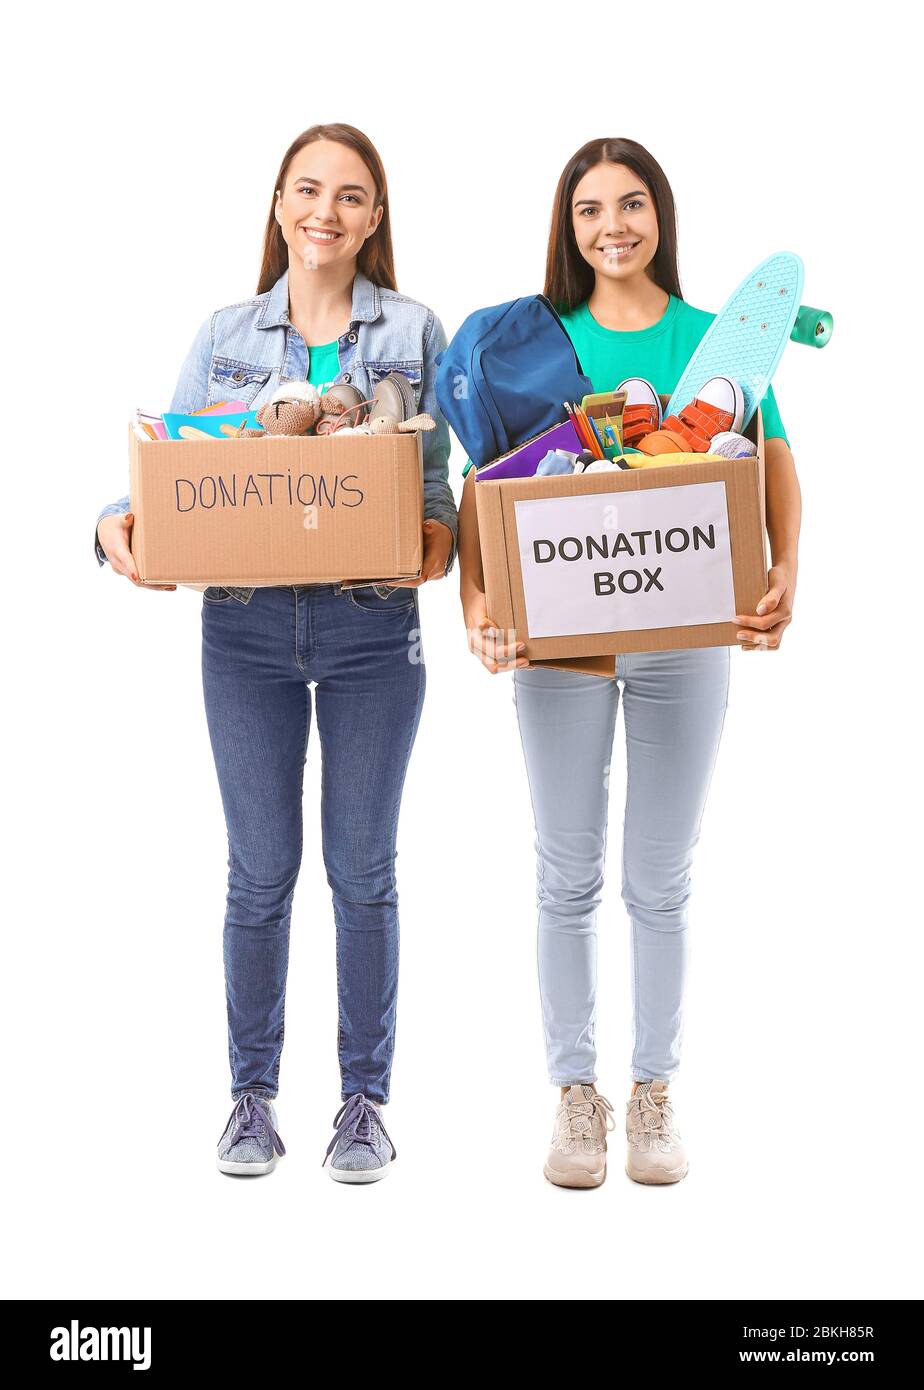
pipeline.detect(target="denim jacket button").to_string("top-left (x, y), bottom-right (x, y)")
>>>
top-left (343, 372), bottom-right (352, 383)
top-left (232, 370), bottom-right (245, 383)
top-left (347, 331), bottom-right (357, 344)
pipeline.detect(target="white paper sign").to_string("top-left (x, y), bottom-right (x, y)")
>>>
top-left (514, 482), bottom-right (735, 638)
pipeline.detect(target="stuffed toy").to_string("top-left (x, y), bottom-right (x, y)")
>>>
top-left (333, 414), bottom-right (437, 437)
top-left (368, 413), bottom-right (436, 435)
top-left (236, 382), bottom-right (350, 438)
top-left (251, 397), bottom-right (319, 436)
top-left (211, 379), bottom-right (437, 440)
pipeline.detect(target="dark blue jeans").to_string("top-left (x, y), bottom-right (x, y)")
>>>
top-left (201, 583), bottom-right (425, 1105)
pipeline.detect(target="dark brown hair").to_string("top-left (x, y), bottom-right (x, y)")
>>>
top-left (544, 138), bottom-right (682, 311)
top-left (257, 124), bottom-right (396, 295)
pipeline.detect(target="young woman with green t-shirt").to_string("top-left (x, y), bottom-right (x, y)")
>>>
top-left (457, 136), bottom-right (801, 1189)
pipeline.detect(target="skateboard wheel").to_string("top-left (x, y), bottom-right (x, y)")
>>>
top-left (791, 304), bottom-right (833, 348)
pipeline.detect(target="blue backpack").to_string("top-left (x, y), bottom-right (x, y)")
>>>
top-left (435, 295), bottom-right (593, 470)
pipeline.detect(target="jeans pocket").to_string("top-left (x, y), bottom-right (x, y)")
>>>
top-left (203, 586), bottom-right (233, 604)
top-left (345, 585), bottom-right (417, 615)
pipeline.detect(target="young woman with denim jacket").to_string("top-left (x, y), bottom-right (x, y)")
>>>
top-left (458, 138), bottom-right (801, 1188)
top-left (96, 125), bottom-right (457, 1182)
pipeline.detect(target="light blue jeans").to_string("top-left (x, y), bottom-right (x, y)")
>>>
top-left (513, 646), bottom-right (730, 1086)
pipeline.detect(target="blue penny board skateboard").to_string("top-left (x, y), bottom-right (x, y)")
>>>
top-left (665, 252), bottom-right (805, 429)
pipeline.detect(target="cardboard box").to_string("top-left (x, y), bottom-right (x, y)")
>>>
top-left (475, 401), bottom-right (767, 676)
top-left (128, 428), bottom-right (424, 586)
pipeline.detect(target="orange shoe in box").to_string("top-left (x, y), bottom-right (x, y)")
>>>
top-left (614, 377), bottom-right (663, 447)
top-left (639, 374), bottom-right (744, 455)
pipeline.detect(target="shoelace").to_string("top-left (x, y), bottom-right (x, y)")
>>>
top-left (323, 1093), bottom-right (396, 1165)
top-left (224, 1093), bottom-right (286, 1157)
top-left (326, 397), bottom-right (375, 433)
top-left (564, 1091), bottom-right (617, 1140)
top-left (631, 1087), bottom-right (676, 1138)
top-left (322, 371), bottom-right (416, 435)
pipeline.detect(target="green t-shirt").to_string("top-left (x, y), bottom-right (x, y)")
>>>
top-left (307, 339), bottom-right (340, 393)
top-left (461, 293), bottom-right (788, 476)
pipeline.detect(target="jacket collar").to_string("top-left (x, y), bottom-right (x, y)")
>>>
top-left (257, 268), bottom-right (382, 330)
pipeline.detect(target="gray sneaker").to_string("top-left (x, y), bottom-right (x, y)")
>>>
top-left (368, 370), bottom-right (416, 427)
top-left (217, 1093), bottom-right (286, 1177)
top-left (544, 1084), bottom-right (616, 1189)
top-left (323, 1094), bottom-right (395, 1184)
top-left (625, 1080), bottom-right (688, 1184)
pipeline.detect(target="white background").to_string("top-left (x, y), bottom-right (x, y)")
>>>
top-left (3, 0), bottom-right (920, 1303)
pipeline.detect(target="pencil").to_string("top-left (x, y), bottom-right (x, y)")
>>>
top-left (587, 413), bottom-right (607, 457)
top-left (564, 401), bottom-right (591, 451)
top-left (578, 405), bottom-right (605, 459)
top-left (568, 402), bottom-right (599, 456)
top-left (605, 412), bottom-right (623, 453)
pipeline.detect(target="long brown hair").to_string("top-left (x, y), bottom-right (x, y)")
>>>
top-left (544, 138), bottom-right (682, 311)
top-left (257, 124), bottom-right (396, 295)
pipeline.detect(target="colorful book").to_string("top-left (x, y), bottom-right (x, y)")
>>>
top-left (193, 400), bottom-right (249, 416)
top-left (162, 411), bottom-right (262, 440)
top-left (475, 420), bottom-right (583, 480)
top-left (135, 409), bottom-right (167, 441)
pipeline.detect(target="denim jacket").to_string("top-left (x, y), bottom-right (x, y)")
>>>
top-left (94, 269), bottom-right (458, 601)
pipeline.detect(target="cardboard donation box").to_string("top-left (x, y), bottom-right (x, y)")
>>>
top-left (128, 429), bottom-right (425, 586)
top-left (475, 404), bottom-right (768, 675)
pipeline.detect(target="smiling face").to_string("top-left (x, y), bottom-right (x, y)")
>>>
top-left (571, 162), bottom-right (660, 281)
top-left (275, 139), bottom-right (384, 271)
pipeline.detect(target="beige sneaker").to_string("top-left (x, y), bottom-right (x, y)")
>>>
top-left (625, 1080), bottom-right (688, 1184)
top-left (544, 1084), bottom-right (616, 1189)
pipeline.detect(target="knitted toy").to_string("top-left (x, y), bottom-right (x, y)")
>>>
top-left (212, 381), bottom-right (437, 440)
top-left (253, 396), bottom-right (319, 436)
top-left (368, 413), bottom-right (436, 435)
top-left (325, 412), bottom-right (437, 437)
top-left (234, 383), bottom-right (351, 438)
